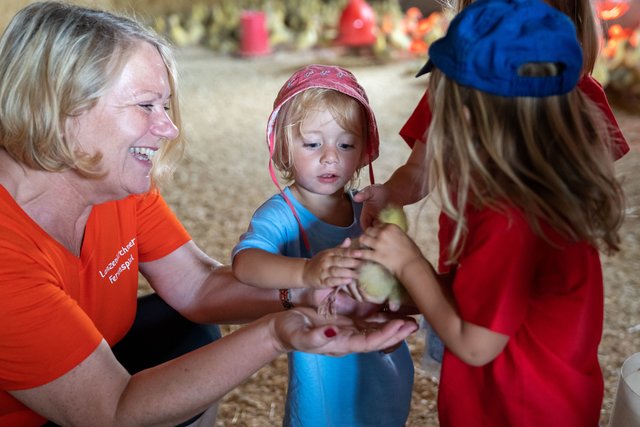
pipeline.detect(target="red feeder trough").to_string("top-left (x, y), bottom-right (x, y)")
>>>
top-left (239, 10), bottom-right (271, 56)
top-left (337, 0), bottom-right (377, 47)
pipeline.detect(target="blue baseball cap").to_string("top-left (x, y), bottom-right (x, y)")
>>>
top-left (416, 0), bottom-right (583, 97)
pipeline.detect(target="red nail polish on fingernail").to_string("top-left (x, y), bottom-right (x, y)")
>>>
top-left (324, 328), bottom-right (337, 337)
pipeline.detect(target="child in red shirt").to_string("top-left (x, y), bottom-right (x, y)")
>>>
top-left (354, 0), bottom-right (631, 378)
top-left (354, 0), bottom-right (625, 424)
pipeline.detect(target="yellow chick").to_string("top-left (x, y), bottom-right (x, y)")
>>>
top-left (357, 204), bottom-right (410, 311)
top-left (317, 204), bottom-right (411, 318)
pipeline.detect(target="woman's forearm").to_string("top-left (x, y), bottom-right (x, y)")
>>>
top-left (11, 317), bottom-right (283, 427)
top-left (115, 315), bottom-right (280, 425)
top-left (188, 264), bottom-right (286, 324)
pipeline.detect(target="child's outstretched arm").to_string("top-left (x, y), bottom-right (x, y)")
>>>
top-left (233, 243), bottom-right (361, 290)
top-left (356, 224), bottom-right (509, 366)
top-left (354, 142), bottom-right (429, 229)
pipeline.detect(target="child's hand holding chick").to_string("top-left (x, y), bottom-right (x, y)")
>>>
top-left (317, 206), bottom-right (413, 317)
top-left (346, 205), bottom-right (414, 312)
top-left (302, 241), bottom-right (362, 289)
top-left (357, 220), bottom-right (425, 289)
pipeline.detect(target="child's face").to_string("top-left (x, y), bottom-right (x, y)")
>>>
top-left (291, 108), bottom-right (364, 197)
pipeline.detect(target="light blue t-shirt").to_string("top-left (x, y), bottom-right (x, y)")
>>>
top-left (233, 187), bottom-right (414, 427)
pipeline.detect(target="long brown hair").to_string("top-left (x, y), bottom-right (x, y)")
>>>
top-left (426, 69), bottom-right (624, 262)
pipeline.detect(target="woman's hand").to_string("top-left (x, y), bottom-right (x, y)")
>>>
top-left (291, 283), bottom-right (390, 318)
top-left (270, 307), bottom-right (418, 356)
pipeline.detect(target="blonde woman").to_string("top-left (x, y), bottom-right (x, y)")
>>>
top-left (0, 4), bottom-right (417, 426)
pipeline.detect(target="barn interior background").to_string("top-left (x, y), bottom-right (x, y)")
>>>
top-left (1, 0), bottom-right (639, 426)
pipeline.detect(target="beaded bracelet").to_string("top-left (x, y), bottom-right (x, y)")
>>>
top-left (279, 289), bottom-right (294, 310)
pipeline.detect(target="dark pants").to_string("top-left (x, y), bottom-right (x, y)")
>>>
top-left (45, 293), bottom-right (221, 427)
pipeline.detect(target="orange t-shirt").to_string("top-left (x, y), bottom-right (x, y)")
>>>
top-left (0, 187), bottom-right (191, 426)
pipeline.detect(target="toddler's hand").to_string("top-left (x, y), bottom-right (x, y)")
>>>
top-left (302, 240), bottom-right (361, 289)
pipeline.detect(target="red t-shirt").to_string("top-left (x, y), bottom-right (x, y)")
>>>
top-left (399, 75), bottom-right (630, 159)
top-left (0, 187), bottom-right (191, 426)
top-left (436, 207), bottom-right (604, 426)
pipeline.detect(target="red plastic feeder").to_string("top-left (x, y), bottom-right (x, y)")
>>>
top-left (239, 10), bottom-right (271, 56)
top-left (337, 0), bottom-right (377, 47)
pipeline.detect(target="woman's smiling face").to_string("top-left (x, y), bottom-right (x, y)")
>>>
top-left (65, 41), bottom-right (179, 199)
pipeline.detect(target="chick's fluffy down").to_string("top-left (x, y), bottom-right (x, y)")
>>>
top-left (356, 205), bottom-right (410, 311)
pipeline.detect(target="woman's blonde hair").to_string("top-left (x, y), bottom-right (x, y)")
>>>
top-left (0, 1), bottom-right (184, 182)
top-left (454, 0), bottom-right (600, 73)
top-left (272, 88), bottom-right (367, 188)
top-left (426, 68), bottom-right (624, 262)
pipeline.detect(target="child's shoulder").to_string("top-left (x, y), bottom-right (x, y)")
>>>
top-left (467, 203), bottom-right (574, 249)
top-left (251, 189), bottom-right (311, 229)
top-left (467, 204), bottom-right (533, 236)
top-left (253, 192), bottom-right (296, 217)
